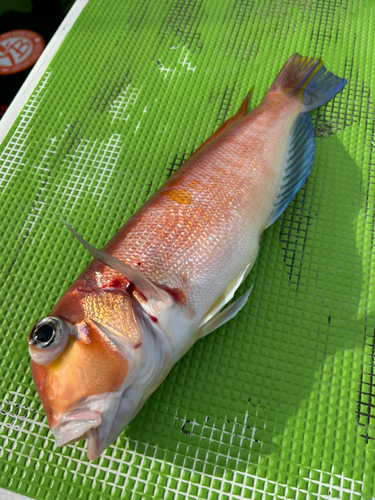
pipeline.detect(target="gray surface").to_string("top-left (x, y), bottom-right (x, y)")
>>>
top-left (0, 489), bottom-right (33, 500)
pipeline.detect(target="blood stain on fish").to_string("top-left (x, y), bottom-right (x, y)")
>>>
top-left (109, 279), bottom-right (123, 288)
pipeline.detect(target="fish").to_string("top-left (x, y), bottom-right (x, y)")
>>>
top-left (27, 54), bottom-right (346, 460)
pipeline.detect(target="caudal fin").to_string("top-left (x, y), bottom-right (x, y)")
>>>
top-left (269, 53), bottom-right (347, 111)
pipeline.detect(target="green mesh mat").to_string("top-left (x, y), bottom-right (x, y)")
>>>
top-left (0, 0), bottom-right (374, 498)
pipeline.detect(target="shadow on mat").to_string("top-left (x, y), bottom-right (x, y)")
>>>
top-left (122, 134), bottom-right (368, 485)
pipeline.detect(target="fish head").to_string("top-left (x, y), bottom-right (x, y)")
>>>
top-left (28, 286), bottom-right (173, 460)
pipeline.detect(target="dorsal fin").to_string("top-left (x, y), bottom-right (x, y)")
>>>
top-left (267, 113), bottom-right (315, 227)
top-left (60, 219), bottom-right (173, 306)
top-left (191, 87), bottom-right (254, 159)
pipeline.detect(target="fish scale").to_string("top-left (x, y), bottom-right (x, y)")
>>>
top-left (96, 99), bottom-right (297, 321)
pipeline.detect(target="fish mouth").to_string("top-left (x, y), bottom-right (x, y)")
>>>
top-left (52, 410), bottom-right (102, 448)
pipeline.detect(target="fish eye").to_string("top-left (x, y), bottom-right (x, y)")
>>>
top-left (31, 321), bottom-right (56, 348)
top-left (29, 317), bottom-right (70, 362)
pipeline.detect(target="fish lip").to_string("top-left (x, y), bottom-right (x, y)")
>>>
top-left (86, 427), bottom-right (101, 461)
top-left (52, 409), bottom-right (102, 447)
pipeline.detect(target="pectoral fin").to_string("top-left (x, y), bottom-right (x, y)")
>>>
top-left (61, 219), bottom-right (173, 306)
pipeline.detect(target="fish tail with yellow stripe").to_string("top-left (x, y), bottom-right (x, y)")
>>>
top-left (268, 53), bottom-right (347, 111)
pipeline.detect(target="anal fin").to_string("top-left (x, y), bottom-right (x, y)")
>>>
top-left (267, 112), bottom-right (315, 227)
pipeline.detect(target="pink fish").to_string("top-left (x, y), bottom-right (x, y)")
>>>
top-left (27, 54), bottom-right (346, 460)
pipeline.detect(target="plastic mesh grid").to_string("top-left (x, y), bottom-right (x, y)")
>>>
top-left (1, 0), bottom-right (375, 498)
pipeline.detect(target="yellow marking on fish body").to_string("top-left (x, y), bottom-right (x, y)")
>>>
top-left (165, 188), bottom-right (192, 205)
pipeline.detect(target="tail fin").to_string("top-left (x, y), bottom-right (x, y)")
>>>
top-left (269, 53), bottom-right (347, 111)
